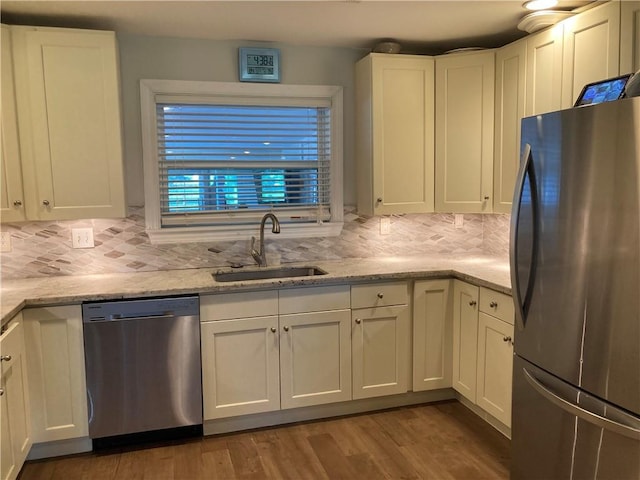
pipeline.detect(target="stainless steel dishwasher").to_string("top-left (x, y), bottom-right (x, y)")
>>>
top-left (82, 296), bottom-right (202, 446)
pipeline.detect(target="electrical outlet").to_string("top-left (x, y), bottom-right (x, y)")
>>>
top-left (72, 228), bottom-right (94, 249)
top-left (380, 217), bottom-right (391, 235)
top-left (0, 232), bottom-right (12, 252)
top-left (454, 214), bottom-right (464, 229)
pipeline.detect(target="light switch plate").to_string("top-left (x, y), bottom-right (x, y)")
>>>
top-left (0, 232), bottom-right (12, 252)
top-left (380, 217), bottom-right (391, 235)
top-left (72, 228), bottom-right (94, 248)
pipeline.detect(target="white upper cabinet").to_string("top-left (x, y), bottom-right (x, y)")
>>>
top-left (621, 1), bottom-right (640, 74)
top-left (10, 26), bottom-right (126, 221)
top-left (435, 50), bottom-right (495, 213)
top-left (1, 25), bottom-right (26, 223)
top-left (561, 1), bottom-right (621, 108)
top-left (356, 53), bottom-right (435, 215)
top-left (494, 39), bottom-right (527, 215)
top-left (525, 23), bottom-right (564, 116)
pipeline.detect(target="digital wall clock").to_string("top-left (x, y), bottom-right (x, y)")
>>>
top-left (239, 47), bottom-right (281, 83)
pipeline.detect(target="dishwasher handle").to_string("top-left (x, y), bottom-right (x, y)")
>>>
top-left (84, 313), bottom-right (177, 323)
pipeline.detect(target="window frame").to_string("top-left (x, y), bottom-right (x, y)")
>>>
top-left (140, 79), bottom-right (343, 244)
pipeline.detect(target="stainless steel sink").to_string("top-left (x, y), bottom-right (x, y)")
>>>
top-left (213, 266), bottom-right (328, 282)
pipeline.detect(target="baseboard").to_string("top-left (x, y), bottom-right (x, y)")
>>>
top-left (204, 388), bottom-right (456, 435)
top-left (27, 436), bottom-right (92, 461)
top-left (455, 393), bottom-right (512, 439)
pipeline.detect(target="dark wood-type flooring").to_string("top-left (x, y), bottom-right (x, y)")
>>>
top-left (18, 400), bottom-right (510, 480)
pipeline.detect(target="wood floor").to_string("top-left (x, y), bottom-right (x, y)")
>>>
top-left (18, 401), bottom-right (510, 480)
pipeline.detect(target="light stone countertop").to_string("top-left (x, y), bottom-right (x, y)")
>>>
top-left (0, 254), bottom-right (511, 326)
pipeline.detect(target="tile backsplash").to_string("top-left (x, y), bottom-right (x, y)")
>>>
top-left (0, 207), bottom-right (510, 280)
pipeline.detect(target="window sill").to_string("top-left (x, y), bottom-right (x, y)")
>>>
top-left (146, 222), bottom-right (344, 244)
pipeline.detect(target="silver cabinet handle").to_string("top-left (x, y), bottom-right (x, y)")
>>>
top-left (270, 327), bottom-right (276, 333)
top-left (469, 300), bottom-right (477, 306)
top-left (283, 326), bottom-right (289, 332)
top-left (0, 355), bottom-right (11, 362)
top-left (355, 318), bottom-right (361, 324)
top-left (42, 199), bottom-right (50, 206)
top-left (0, 388), bottom-right (3, 396)
top-left (377, 293), bottom-right (384, 299)
top-left (490, 301), bottom-right (498, 308)
top-left (13, 200), bottom-right (22, 207)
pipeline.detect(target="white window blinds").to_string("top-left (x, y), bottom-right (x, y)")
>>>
top-left (155, 98), bottom-right (332, 227)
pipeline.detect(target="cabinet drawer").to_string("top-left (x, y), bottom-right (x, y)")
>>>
top-left (479, 287), bottom-right (514, 325)
top-left (200, 291), bottom-right (278, 321)
top-left (279, 285), bottom-right (350, 314)
top-left (351, 281), bottom-right (409, 309)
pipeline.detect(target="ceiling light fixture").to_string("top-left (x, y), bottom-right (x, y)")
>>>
top-left (523, 0), bottom-right (558, 10)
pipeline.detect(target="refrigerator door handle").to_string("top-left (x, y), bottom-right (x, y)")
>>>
top-left (510, 143), bottom-right (538, 330)
top-left (523, 367), bottom-right (640, 441)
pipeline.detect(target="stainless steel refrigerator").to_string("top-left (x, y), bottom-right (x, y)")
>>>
top-left (510, 97), bottom-right (640, 479)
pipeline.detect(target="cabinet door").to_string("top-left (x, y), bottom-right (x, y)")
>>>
top-left (621, 1), bottom-right (640, 74)
top-left (435, 51), bottom-right (495, 213)
top-left (476, 312), bottom-right (514, 427)
top-left (356, 53), bottom-right (435, 215)
top-left (452, 281), bottom-right (479, 402)
top-left (562, 1), bottom-right (621, 108)
top-left (494, 39), bottom-right (527, 215)
top-left (0, 317), bottom-right (32, 480)
top-left (22, 305), bottom-right (88, 442)
top-left (201, 316), bottom-right (280, 420)
top-left (413, 279), bottom-right (452, 392)
top-left (352, 304), bottom-right (410, 399)
top-left (1, 25), bottom-right (25, 223)
top-left (279, 309), bottom-right (351, 409)
top-left (525, 24), bottom-right (564, 116)
top-left (11, 26), bottom-right (125, 220)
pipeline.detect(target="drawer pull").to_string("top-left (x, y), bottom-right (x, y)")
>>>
top-left (469, 300), bottom-right (477, 307)
top-left (490, 301), bottom-right (498, 308)
top-left (503, 336), bottom-right (514, 346)
top-left (377, 293), bottom-right (384, 299)
top-left (0, 388), bottom-right (3, 396)
top-left (0, 355), bottom-right (11, 362)
top-left (355, 318), bottom-right (362, 324)
top-left (270, 327), bottom-right (277, 333)
top-left (283, 326), bottom-right (289, 332)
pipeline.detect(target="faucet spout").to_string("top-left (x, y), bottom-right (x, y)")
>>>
top-left (251, 213), bottom-right (280, 267)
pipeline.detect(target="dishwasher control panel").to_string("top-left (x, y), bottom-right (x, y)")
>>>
top-left (82, 296), bottom-right (199, 321)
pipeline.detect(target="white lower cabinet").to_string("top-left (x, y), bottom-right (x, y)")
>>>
top-left (201, 315), bottom-right (280, 420)
top-left (351, 282), bottom-right (410, 400)
top-left (452, 281), bottom-right (480, 402)
top-left (412, 279), bottom-right (452, 391)
top-left (201, 291), bottom-right (279, 420)
top-left (452, 280), bottom-right (514, 428)
top-left (22, 306), bottom-right (88, 443)
top-left (200, 285), bottom-right (351, 419)
top-left (279, 309), bottom-right (352, 409)
top-left (476, 312), bottom-right (514, 426)
top-left (1, 315), bottom-right (32, 480)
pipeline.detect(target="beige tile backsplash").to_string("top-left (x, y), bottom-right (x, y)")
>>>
top-left (0, 207), bottom-right (510, 280)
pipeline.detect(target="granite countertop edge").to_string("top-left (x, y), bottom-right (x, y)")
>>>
top-left (1, 254), bottom-right (511, 326)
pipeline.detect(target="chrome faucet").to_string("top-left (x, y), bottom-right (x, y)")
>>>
top-left (251, 213), bottom-right (281, 267)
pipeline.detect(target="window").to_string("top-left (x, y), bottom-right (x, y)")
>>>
top-left (140, 80), bottom-right (343, 243)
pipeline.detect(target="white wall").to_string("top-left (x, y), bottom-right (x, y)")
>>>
top-left (116, 33), bottom-right (366, 207)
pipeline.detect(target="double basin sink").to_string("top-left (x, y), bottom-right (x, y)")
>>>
top-left (213, 265), bottom-right (327, 282)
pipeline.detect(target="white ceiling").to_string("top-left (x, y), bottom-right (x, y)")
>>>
top-left (1, 0), bottom-right (597, 54)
